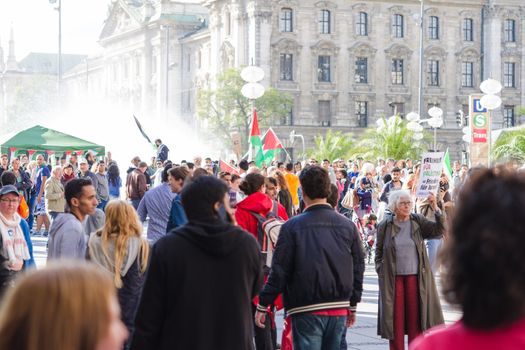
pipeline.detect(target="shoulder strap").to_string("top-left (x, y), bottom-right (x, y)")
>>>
top-left (271, 200), bottom-right (278, 217)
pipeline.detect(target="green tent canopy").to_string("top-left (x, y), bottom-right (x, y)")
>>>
top-left (0, 125), bottom-right (105, 157)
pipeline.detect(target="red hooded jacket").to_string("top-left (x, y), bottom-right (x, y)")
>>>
top-left (235, 191), bottom-right (289, 241)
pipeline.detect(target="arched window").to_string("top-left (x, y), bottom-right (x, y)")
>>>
top-left (429, 16), bottom-right (439, 39)
top-left (319, 10), bottom-right (331, 34)
top-left (280, 8), bottom-right (293, 32)
top-left (356, 12), bottom-right (368, 36)
top-left (392, 14), bottom-right (404, 38)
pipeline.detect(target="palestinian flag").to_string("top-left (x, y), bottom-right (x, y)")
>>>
top-left (250, 109), bottom-right (265, 167)
top-left (263, 127), bottom-right (284, 164)
top-left (220, 159), bottom-right (240, 175)
top-left (443, 148), bottom-right (454, 191)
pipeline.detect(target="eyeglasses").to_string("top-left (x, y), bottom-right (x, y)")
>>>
top-left (399, 201), bottom-right (412, 206)
top-left (0, 199), bottom-right (19, 204)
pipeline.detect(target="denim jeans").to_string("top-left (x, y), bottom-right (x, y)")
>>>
top-left (292, 313), bottom-right (347, 350)
top-left (426, 238), bottom-right (443, 274)
top-left (97, 199), bottom-right (108, 211)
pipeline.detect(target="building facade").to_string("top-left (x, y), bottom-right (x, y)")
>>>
top-left (62, 0), bottom-right (525, 160)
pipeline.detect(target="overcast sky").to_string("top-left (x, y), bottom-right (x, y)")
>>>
top-left (0, 0), bottom-right (110, 60)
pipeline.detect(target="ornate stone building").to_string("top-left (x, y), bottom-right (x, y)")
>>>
top-left (62, 0), bottom-right (525, 160)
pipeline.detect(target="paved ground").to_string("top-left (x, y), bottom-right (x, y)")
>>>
top-left (33, 236), bottom-right (461, 349)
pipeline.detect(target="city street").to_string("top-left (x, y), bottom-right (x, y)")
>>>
top-left (32, 236), bottom-right (462, 350)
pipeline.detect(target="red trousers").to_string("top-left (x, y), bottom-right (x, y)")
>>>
top-left (390, 275), bottom-right (421, 350)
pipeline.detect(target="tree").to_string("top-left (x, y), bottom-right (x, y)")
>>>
top-left (350, 116), bottom-right (429, 161)
top-left (307, 130), bottom-right (354, 161)
top-left (492, 127), bottom-right (525, 164)
top-left (197, 68), bottom-right (293, 153)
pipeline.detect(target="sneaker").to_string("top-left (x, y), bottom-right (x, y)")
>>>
top-left (42, 231), bottom-right (49, 237)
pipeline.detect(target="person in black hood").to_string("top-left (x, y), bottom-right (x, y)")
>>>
top-left (130, 176), bottom-right (263, 350)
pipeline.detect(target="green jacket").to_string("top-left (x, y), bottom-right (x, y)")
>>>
top-left (375, 212), bottom-right (445, 339)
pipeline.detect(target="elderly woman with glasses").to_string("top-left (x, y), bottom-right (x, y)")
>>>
top-left (375, 189), bottom-right (445, 350)
top-left (0, 185), bottom-right (35, 299)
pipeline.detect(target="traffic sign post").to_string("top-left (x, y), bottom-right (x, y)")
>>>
top-left (469, 95), bottom-right (490, 166)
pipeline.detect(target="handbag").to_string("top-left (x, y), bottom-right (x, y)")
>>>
top-left (18, 196), bottom-right (30, 219)
top-left (341, 189), bottom-right (354, 209)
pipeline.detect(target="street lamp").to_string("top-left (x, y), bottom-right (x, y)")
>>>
top-left (406, 107), bottom-right (443, 151)
top-left (289, 130), bottom-right (306, 161)
top-left (479, 78), bottom-right (503, 165)
top-left (49, 0), bottom-right (62, 96)
top-left (241, 65), bottom-right (265, 160)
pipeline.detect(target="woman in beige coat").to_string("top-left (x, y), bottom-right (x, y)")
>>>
top-left (375, 189), bottom-right (445, 350)
top-left (45, 166), bottom-right (66, 221)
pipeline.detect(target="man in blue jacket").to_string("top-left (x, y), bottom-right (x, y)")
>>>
top-left (166, 166), bottom-right (189, 233)
top-left (255, 165), bottom-right (365, 350)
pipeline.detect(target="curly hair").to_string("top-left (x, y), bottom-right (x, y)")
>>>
top-left (442, 166), bottom-right (525, 330)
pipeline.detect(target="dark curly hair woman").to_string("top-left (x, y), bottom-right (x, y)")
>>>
top-left (412, 167), bottom-right (525, 350)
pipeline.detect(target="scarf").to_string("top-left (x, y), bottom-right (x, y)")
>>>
top-left (88, 232), bottom-right (142, 277)
top-left (0, 212), bottom-right (30, 270)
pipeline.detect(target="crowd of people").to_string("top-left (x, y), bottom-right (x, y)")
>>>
top-left (0, 140), bottom-right (523, 350)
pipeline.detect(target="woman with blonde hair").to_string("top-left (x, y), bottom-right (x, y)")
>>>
top-left (0, 262), bottom-right (128, 350)
top-left (88, 200), bottom-right (149, 336)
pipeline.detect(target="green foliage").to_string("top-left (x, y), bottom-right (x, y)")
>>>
top-left (307, 130), bottom-right (354, 161)
top-left (350, 116), bottom-right (428, 161)
top-left (492, 127), bottom-right (525, 164)
top-left (196, 68), bottom-right (293, 152)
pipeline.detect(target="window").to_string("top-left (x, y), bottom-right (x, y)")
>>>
top-left (503, 106), bottom-right (515, 127)
top-left (318, 55), bottom-right (331, 82)
top-left (319, 100), bottom-right (331, 126)
top-left (356, 12), bottom-right (368, 36)
top-left (428, 60), bottom-right (439, 86)
top-left (504, 19), bottom-right (516, 42)
top-left (135, 57), bottom-right (141, 76)
top-left (279, 107), bottom-right (294, 126)
top-left (390, 103), bottom-right (405, 118)
top-left (280, 8), bottom-right (293, 32)
top-left (280, 54), bottom-right (293, 81)
top-left (355, 101), bottom-right (368, 127)
top-left (504, 62), bottom-right (515, 88)
top-left (319, 10), bottom-right (331, 34)
top-left (463, 18), bottom-right (473, 41)
top-left (354, 57), bottom-right (368, 83)
top-left (197, 51), bottom-right (202, 69)
top-left (152, 55), bottom-right (157, 74)
top-left (429, 16), bottom-right (439, 40)
top-left (226, 13), bottom-right (231, 36)
top-left (461, 61), bottom-right (473, 87)
top-left (392, 14), bottom-right (404, 38)
top-left (391, 59), bottom-right (404, 85)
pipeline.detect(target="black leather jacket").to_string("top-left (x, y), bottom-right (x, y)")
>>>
top-left (258, 204), bottom-right (365, 315)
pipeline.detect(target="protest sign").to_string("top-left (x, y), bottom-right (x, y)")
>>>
top-left (416, 152), bottom-right (444, 198)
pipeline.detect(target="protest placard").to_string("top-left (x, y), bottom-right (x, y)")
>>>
top-left (416, 152), bottom-right (444, 198)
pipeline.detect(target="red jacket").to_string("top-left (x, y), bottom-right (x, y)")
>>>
top-left (411, 318), bottom-right (525, 350)
top-left (235, 191), bottom-right (289, 240)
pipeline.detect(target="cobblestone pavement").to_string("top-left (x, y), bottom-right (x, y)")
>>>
top-left (33, 237), bottom-right (461, 349)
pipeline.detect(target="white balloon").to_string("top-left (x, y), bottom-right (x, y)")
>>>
top-left (428, 106), bottom-right (443, 118)
top-left (412, 132), bottom-right (424, 141)
top-left (480, 78), bottom-right (503, 95)
top-left (428, 117), bottom-right (444, 128)
top-left (406, 112), bottom-right (421, 122)
top-left (241, 82), bottom-right (265, 99)
top-left (241, 66), bottom-right (265, 83)
top-left (480, 94), bottom-right (502, 110)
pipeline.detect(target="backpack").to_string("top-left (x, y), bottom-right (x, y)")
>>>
top-left (250, 201), bottom-right (285, 269)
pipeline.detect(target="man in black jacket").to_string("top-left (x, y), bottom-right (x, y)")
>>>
top-left (131, 176), bottom-right (263, 350)
top-left (255, 165), bottom-right (365, 350)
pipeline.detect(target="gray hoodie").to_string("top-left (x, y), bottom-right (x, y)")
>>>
top-left (47, 213), bottom-right (87, 260)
